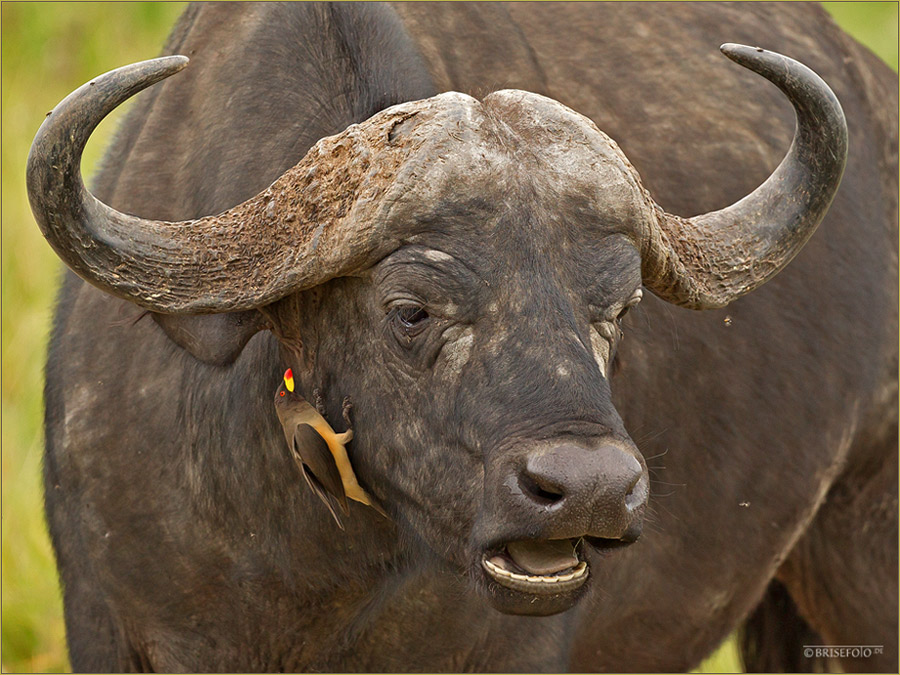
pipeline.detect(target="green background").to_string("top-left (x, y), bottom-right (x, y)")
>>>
top-left (1, 3), bottom-right (896, 672)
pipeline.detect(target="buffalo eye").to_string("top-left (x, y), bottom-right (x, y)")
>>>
top-left (391, 304), bottom-right (430, 339)
top-left (398, 306), bottom-right (428, 327)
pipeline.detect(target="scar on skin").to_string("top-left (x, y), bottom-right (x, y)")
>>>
top-left (423, 249), bottom-right (454, 263)
top-left (444, 328), bottom-right (475, 377)
top-left (590, 326), bottom-right (610, 377)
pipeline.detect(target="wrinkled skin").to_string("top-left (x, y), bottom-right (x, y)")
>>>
top-left (266, 92), bottom-right (652, 610)
top-left (42, 2), bottom-right (897, 672)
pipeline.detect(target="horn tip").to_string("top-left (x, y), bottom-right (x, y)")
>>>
top-left (160, 54), bottom-right (190, 74)
top-left (719, 43), bottom-right (764, 62)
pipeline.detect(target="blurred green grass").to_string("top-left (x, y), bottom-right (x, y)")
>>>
top-left (1, 5), bottom-right (186, 672)
top-left (0, 3), bottom-right (895, 673)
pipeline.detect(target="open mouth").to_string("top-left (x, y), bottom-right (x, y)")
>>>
top-left (481, 538), bottom-right (588, 595)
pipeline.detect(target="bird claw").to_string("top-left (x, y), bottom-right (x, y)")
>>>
top-left (312, 389), bottom-right (353, 437)
top-left (342, 397), bottom-right (353, 431)
top-left (313, 387), bottom-right (327, 416)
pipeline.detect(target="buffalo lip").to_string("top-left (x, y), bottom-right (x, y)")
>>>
top-left (584, 535), bottom-right (635, 555)
top-left (480, 538), bottom-right (589, 595)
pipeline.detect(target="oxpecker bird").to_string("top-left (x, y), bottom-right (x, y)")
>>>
top-left (274, 369), bottom-right (385, 528)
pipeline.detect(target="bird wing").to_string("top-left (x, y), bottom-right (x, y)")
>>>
top-left (292, 423), bottom-right (350, 523)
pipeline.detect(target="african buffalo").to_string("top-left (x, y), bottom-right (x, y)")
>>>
top-left (28, 3), bottom-right (897, 672)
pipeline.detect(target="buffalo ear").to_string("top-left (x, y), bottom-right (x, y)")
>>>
top-left (152, 311), bottom-right (268, 366)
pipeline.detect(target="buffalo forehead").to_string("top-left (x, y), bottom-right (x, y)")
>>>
top-left (383, 89), bottom-right (654, 239)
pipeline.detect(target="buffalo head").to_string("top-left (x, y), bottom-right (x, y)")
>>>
top-left (27, 45), bottom-right (846, 615)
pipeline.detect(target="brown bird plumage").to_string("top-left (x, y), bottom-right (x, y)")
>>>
top-left (273, 370), bottom-right (385, 528)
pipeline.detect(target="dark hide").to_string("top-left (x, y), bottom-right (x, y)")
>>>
top-left (43, 2), bottom-right (897, 672)
top-left (740, 579), bottom-right (824, 672)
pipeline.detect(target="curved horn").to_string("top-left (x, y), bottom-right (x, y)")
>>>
top-left (641, 44), bottom-right (848, 309)
top-left (27, 57), bottom-right (421, 313)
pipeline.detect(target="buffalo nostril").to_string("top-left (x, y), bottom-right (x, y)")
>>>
top-left (518, 471), bottom-right (565, 507)
top-left (624, 471), bottom-right (648, 512)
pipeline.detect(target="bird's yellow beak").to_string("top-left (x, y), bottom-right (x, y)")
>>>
top-left (283, 368), bottom-right (295, 392)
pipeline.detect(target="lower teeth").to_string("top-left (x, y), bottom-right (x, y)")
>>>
top-left (483, 557), bottom-right (587, 583)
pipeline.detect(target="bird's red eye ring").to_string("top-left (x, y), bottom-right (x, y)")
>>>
top-left (279, 391), bottom-right (286, 397)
